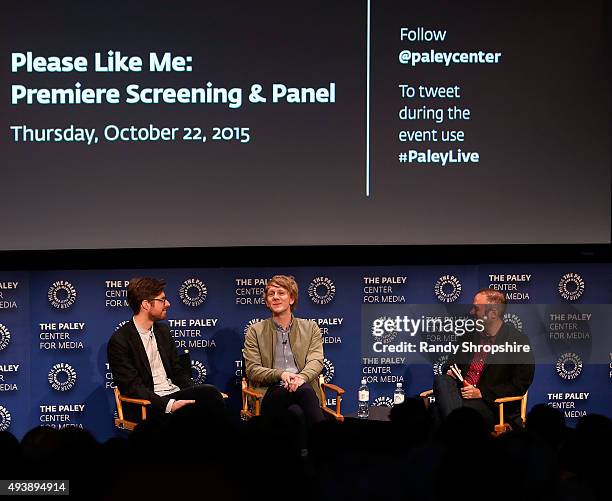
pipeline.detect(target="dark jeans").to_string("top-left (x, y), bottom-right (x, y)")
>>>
top-left (433, 374), bottom-right (495, 429)
top-left (262, 383), bottom-right (324, 427)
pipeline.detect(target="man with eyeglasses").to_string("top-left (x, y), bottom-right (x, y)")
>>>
top-left (107, 277), bottom-right (223, 422)
top-left (432, 288), bottom-right (534, 430)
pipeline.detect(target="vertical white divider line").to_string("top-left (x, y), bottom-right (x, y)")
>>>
top-left (366, 0), bottom-right (371, 197)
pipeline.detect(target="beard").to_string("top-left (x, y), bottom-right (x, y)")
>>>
top-left (149, 309), bottom-right (167, 322)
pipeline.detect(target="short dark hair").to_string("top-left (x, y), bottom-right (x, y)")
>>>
top-left (127, 277), bottom-right (166, 314)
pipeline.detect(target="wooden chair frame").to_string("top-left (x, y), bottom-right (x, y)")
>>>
top-left (113, 386), bottom-right (151, 431)
top-left (492, 391), bottom-right (528, 436)
top-left (241, 374), bottom-right (345, 422)
top-left (319, 375), bottom-right (345, 422)
top-left (419, 389), bottom-right (528, 436)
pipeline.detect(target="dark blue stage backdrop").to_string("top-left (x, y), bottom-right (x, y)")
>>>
top-left (0, 264), bottom-right (610, 440)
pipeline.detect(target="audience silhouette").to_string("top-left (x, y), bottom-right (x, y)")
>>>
top-left (0, 402), bottom-right (608, 500)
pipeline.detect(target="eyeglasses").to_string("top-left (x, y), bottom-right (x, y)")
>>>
top-left (148, 297), bottom-right (168, 304)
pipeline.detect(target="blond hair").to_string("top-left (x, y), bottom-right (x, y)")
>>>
top-left (263, 275), bottom-right (299, 311)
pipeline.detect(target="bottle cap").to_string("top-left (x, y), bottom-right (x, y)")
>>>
top-left (396, 382), bottom-right (402, 387)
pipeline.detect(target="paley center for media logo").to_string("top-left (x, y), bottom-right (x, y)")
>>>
top-left (243, 318), bottom-right (265, 337)
top-left (503, 313), bottom-right (523, 332)
top-left (372, 317), bottom-right (399, 343)
top-left (0, 406), bottom-right (11, 431)
top-left (48, 363), bottom-right (77, 391)
top-left (558, 273), bottom-right (585, 301)
top-left (0, 323), bottom-right (11, 351)
top-left (556, 352), bottom-right (583, 380)
top-left (190, 360), bottom-right (207, 384)
top-left (115, 320), bottom-right (129, 331)
top-left (373, 396), bottom-right (394, 407)
top-left (308, 277), bottom-right (335, 305)
top-left (322, 358), bottom-right (335, 384)
top-left (48, 281), bottom-right (77, 309)
top-left (179, 278), bottom-right (208, 307)
top-left (434, 275), bottom-right (462, 303)
top-left (433, 354), bottom-right (450, 376)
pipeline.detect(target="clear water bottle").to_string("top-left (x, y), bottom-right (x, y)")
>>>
top-left (393, 382), bottom-right (405, 405)
top-left (357, 378), bottom-right (369, 418)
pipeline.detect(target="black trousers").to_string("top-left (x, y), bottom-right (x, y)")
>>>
top-left (169, 383), bottom-right (224, 411)
top-left (125, 383), bottom-right (223, 423)
top-left (433, 374), bottom-right (496, 429)
top-left (261, 383), bottom-right (324, 427)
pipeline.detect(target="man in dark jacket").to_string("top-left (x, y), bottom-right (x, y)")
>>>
top-left (107, 277), bottom-right (223, 422)
top-left (433, 288), bottom-right (535, 429)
